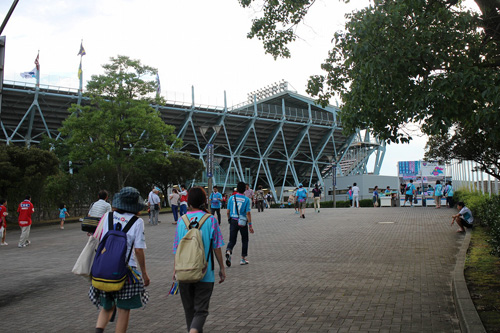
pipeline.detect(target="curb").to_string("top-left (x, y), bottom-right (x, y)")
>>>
top-left (452, 231), bottom-right (486, 333)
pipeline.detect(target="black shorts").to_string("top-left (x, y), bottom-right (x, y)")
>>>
top-left (460, 217), bottom-right (473, 229)
top-left (405, 194), bottom-right (413, 201)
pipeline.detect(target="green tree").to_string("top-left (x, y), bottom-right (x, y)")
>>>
top-left (0, 145), bottom-right (59, 219)
top-left (240, 0), bottom-right (500, 155)
top-left (58, 55), bottom-right (179, 190)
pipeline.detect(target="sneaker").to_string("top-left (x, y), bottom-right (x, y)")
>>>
top-left (1, 242), bottom-right (7, 246)
top-left (318, 210), bottom-right (320, 213)
top-left (25, 240), bottom-right (30, 246)
top-left (240, 258), bottom-right (249, 265)
top-left (60, 226), bottom-right (64, 230)
top-left (295, 211), bottom-right (299, 214)
top-left (225, 252), bottom-right (231, 267)
top-left (18, 244), bottom-right (25, 248)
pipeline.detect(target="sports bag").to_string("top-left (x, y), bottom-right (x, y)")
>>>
top-left (174, 213), bottom-right (212, 283)
top-left (91, 212), bottom-right (138, 292)
top-left (81, 216), bottom-right (101, 233)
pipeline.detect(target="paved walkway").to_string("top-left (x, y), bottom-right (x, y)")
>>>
top-left (0, 207), bottom-right (465, 332)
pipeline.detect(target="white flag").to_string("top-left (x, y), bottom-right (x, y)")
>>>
top-left (20, 68), bottom-right (36, 79)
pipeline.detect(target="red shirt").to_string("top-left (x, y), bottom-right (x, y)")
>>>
top-left (17, 200), bottom-right (34, 227)
top-left (0, 205), bottom-right (6, 228)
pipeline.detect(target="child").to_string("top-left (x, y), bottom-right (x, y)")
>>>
top-left (59, 203), bottom-right (70, 230)
top-left (451, 201), bottom-right (473, 233)
top-left (0, 199), bottom-right (8, 245)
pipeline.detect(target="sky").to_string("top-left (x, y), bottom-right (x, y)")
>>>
top-left (0, 0), bottom-right (479, 176)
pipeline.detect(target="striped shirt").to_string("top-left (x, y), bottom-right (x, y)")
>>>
top-left (88, 199), bottom-right (112, 219)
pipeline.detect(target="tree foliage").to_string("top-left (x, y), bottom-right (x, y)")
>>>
top-left (58, 55), bottom-right (180, 190)
top-left (240, 0), bottom-right (500, 175)
top-left (0, 145), bottom-right (59, 219)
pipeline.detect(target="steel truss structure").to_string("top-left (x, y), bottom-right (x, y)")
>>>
top-left (0, 80), bottom-right (385, 202)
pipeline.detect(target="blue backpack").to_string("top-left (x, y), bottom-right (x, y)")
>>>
top-left (91, 212), bottom-right (138, 292)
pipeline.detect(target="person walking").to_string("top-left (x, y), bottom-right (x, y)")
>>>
top-left (169, 188), bottom-right (180, 225)
top-left (90, 187), bottom-right (150, 333)
top-left (255, 185), bottom-right (265, 212)
top-left (17, 195), bottom-right (34, 248)
top-left (59, 203), bottom-right (70, 229)
top-left (173, 187), bottom-right (226, 333)
top-left (148, 187), bottom-right (161, 225)
top-left (403, 180), bottom-right (416, 207)
top-left (296, 183), bottom-right (308, 218)
top-left (0, 199), bottom-right (8, 246)
top-left (88, 190), bottom-right (112, 219)
top-left (179, 185), bottom-right (188, 216)
top-left (244, 184), bottom-right (254, 208)
top-left (225, 181), bottom-right (254, 266)
top-left (209, 186), bottom-right (223, 225)
top-left (312, 184), bottom-right (321, 213)
top-left (372, 186), bottom-right (379, 207)
top-left (347, 186), bottom-right (353, 207)
top-left (352, 183), bottom-right (360, 208)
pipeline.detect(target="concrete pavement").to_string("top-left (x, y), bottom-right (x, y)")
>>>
top-left (0, 206), bottom-right (467, 332)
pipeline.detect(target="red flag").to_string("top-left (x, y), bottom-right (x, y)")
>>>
top-left (35, 53), bottom-right (39, 71)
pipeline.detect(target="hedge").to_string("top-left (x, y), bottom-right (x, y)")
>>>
top-left (454, 190), bottom-right (500, 256)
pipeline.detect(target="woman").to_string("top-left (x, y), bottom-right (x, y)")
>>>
top-left (90, 187), bottom-right (150, 333)
top-left (434, 180), bottom-right (443, 209)
top-left (169, 188), bottom-right (180, 225)
top-left (173, 187), bottom-right (226, 333)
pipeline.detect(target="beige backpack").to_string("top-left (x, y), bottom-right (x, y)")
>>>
top-left (174, 213), bottom-right (211, 283)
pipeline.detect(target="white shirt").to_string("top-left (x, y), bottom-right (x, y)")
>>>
top-left (352, 186), bottom-right (360, 196)
top-left (148, 191), bottom-right (160, 206)
top-left (99, 212), bottom-right (146, 268)
top-left (88, 199), bottom-right (112, 218)
top-left (169, 193), bottom-right (180, 206)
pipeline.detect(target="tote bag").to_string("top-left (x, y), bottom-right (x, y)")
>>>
top-left (72, 218), bottom-right (105, 277)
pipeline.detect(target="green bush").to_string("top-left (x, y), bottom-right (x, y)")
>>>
top-left (454, 190), bottom-right (500, 256)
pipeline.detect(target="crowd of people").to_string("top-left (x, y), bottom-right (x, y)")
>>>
top-left (0, 178), bottom-right (471, 332)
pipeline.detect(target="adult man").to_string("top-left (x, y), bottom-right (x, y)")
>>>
top-left (255, 185), bottom-right (265, 212)
top-left (88, 190), bottom-right (112, 219)
top-left (296, 183), bottom-right (308, 218)
top-left (352, 183), bottom-right (360, 208)
top-left (226, 182), bottom-right (254, 266)
top-left (403, 180), bottom-right (416, 207)
top-left (244, 184), bottom-right (254, 208)
top-left (0, 199), bottom-right (7, 245)
top-left (148, 187), bottom-right (161, 225)
top-left (17, 195), bottom-right (34, 248)
top-left (209, 186), bottom-right (223, 225)
top-left (179, 184), bottom-right (188, 217)
top-left (312, 184), bottom-right (322, 213)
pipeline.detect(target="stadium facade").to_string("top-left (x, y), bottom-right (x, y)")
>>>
top-left (0, 80), bottom-right (385, 202)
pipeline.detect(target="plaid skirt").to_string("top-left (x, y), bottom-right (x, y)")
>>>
top-left (88, 268), bottom-right (149, 309)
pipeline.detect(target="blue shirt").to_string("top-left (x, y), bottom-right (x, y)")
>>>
top-left (405, 183), bottom-right (415, 195)
top-left (173, 211), bottom-right (225, 282)
top-left (209, 192), bottom-right (222, 209)
top-left (296, 188), bottom-right (307, 201)
top-left (227, 194), bottom-right (251, 220)
top-left (434, 184), bottom-right (443, 196)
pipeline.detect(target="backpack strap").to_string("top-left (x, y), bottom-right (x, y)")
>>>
top-left (107, 212), bottom-right (139, 264)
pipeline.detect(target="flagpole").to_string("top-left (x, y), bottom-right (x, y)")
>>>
top-left (77, 40), bottom-right (83, 105)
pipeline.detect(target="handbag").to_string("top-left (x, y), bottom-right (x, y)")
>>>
top-left (233, 195), bottom-right (248, 227)
top-left (72, 218), bottom-right (105, 277)
top-left (81, 216), bottom-right (101, 233)
top-left (154, 203), bottom-right (160, 211)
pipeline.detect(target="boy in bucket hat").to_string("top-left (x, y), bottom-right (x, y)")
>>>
top-left (90, 187), bottom-right (150, 333)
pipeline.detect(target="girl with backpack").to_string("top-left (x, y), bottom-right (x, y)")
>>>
top-left (90, 187), bottom-right (150, 333)
top-left (173, 187), bottom-right (226, 333)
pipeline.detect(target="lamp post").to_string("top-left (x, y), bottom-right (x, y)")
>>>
top-left (332, 163), bottom-right (337, 208)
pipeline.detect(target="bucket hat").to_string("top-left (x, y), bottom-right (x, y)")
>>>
top-left (112, 187), bottom-right (145, 213)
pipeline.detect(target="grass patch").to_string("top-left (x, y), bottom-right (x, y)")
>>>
top-left (465, 226), bottom-right (500, 333)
